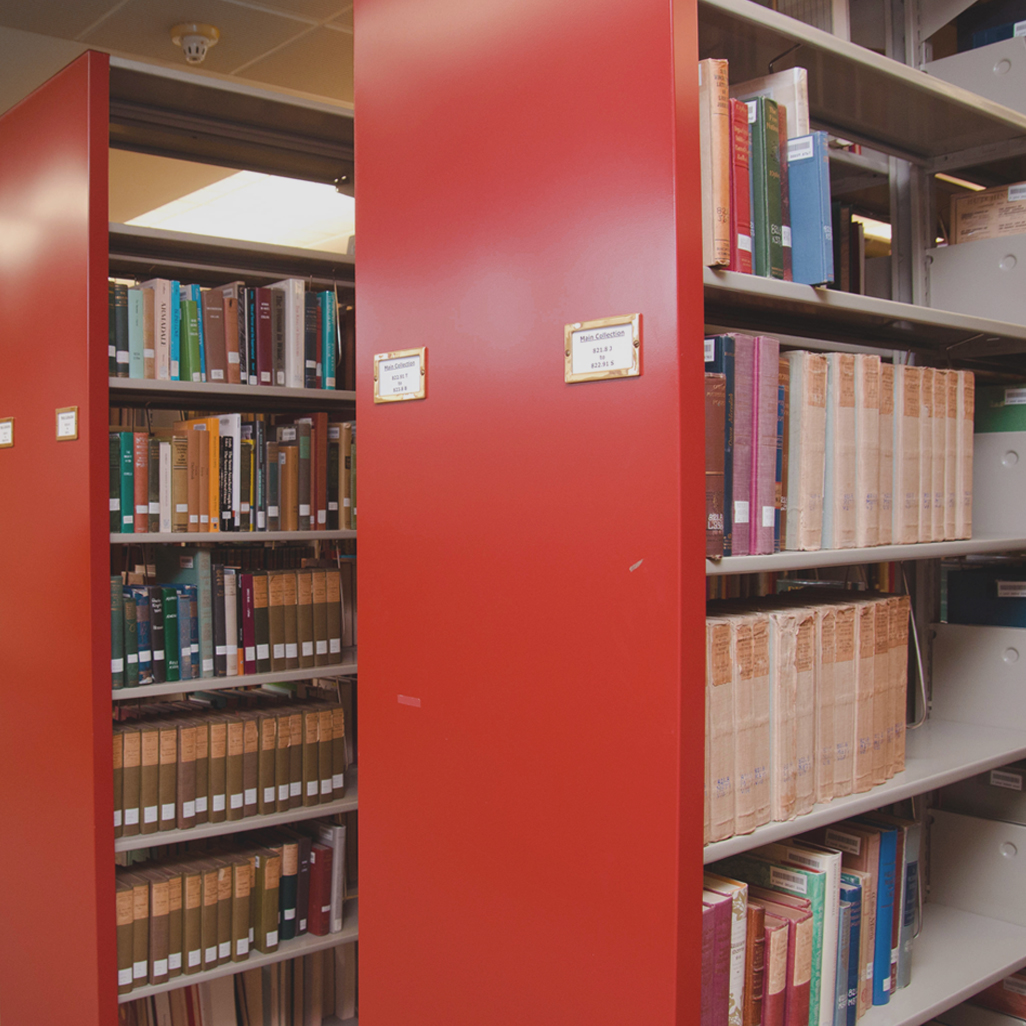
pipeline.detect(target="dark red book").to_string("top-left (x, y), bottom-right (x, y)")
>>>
top-left (759, 911), bottom-right (790, 1026)
top-left (254, 287), bottom-right (273, 386)
top-left (749, 888), bottom-right (813, 1026)
top-left (703, 889), bottom-right (732, 1026)
top-left (239, 573), bottom-right (257, 675)
top-left (313, 412), bottom-right (329, 530)
top-left (743, 902), bottom-right (766, 1026)
top-left (701, 903), bottom-right (714, 1026)
top-left (307, 842), bottom-right (333, 936)
top-left (729, 97), bottom-right (753, 274)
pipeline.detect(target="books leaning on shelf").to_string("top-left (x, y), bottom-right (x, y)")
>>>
top-left (115, 822), bottom-right (351, 996)
top-left (118, 940), bottom-right (357, 1024)
top-left (109, 414), bottom-right (356, 535)
top-left (705, 338), bottom-right (975, 556)
top-left (113, 692), bottom-right (349, 839)
top-left (108, 277), bottom-right (352, 390)
top-left (111, 554), bottom-right (355, 688)
top-left (704, 810), bottom-right (922, 1026)
top-left (705, 592), bottom-right (910, 844)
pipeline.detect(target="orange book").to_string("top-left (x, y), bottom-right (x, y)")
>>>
top-left (174, 417), bottom-right (221, 533)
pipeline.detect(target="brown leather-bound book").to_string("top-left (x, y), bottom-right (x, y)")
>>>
top-left (186, 429), bottom-right (201, 533)
top-left (116, 878), bottom-right (135, 995)
top-left (113, 730), bottom-right (124, 839)
top-left (287, 711), bottom-right (303, 809)
top-left (198, 428), bottom-right (211, 532)
top-left (279, 443), bottom-right (299, 531)
top-left (140, 725), bottom-right (160, 834)
top-left (171, 434), bottom-right (190, 533)
top-left (165, 869), bottom-right (184, 978)
top-left (252, 572), bottom-right (271, 674)
top-left (192, 718), bottom-right (209, 825)
top-left (318, 707), bottom-right (334, 803)
top-left (312, 570), bottom-right (329, 666)
top-left (307, 843), bottom-right (333, 936)
top-left (133, 432), bottom-right (149, 533)
top-left (219, 282), bottom-right (244, 385)
top-left (297, 570), bottom-right (315, 668)
top-left (331, 705), bottom-right (347, 796)
top-left (758, 911), bottom-right (789, 1026)
top-left (282, 571), bottom-right (300, 669)
top-left (742, 902), bottom-right (766, 1026)
top-left (157, 724), bottom-right (178, 832)
top-left (225, 716), bottom-right (245, 821)
top-left (123, 872), bottom-right (150, 988)
top-left (215, 859), bottom-right (233, 966)
top-left (242, 712), bottom-right (260, 817)
top-left (202, 288), bottom-right (228, 384)
top-left (143, 871), bottom-right (170, 985)
top-left (252, 849), bottom-right (282, 953)
top-left (121, 727), bottom-right (141, 836)
top-left (231, 858), bottom-right (252, 961)
top-left (258, 712), bottom-right (277, 816)
top-left (275, 710), bottom-right (292, 813)
top-left (176, 721), bottom-right (197, 830)
top-left (207, 718), bottom-right (227, 823)
top-left (182, 864), bottom-right (203, 975)
top-left (268, 570), bottom-right (287, 672)
top-left (705, 372), bottom-right (726, 558)
top-left (302, 709), bottom-right (320, 807)
top-left (325, 568), bottom-right (343, 663)
top-left (341, 422), bottom-right (354, 529)
top-left (198, 860), bottom-right (221, 969)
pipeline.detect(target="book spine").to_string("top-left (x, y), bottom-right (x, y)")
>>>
top-left (705, 374), bottom-right (727, 559)
top-left (731, 335), bottom-right (755, 556)
top-left (304, 291), bottom-right (319, 388)
top-left (873, 830), bottom-right (898, 1004)
top-left (271, 289), bottom-right (287, 386)
top-left (751, 335), bottom-right (781, 555)
top-left (918, 367), bottom-right (935, 543)
top-left (208, 721), bottom-right (227, 822)
top-left (698, 59), bottom-right (731, 267)
top-left (729, 99), bottom-right (753, 273)
top-left (776, 358), bottom-right (789, 551)
top-left (193, 722), bottom-right (209, 824)
top-left (778, 106), bottom-right (792, 282)
top-left (742, 904), bottom-right (766, 1026)
top-left (202, 288), bottom-right (227, 382)
top-left (123, 590), bottom-right (138, 687)
top-left (255, 288), bottom-right (273, 385)
top-left (108, 281), bottom-right (117, 376)
top-left (212, 563), bottom-right (227, 676)
top-left (119, 432), bottom-right (135, 533)
top-left (169, 280), bottom-right (181, 380)
top-left (321, 291), bottom-right (337, 389)
top-left (111, 577), bottom-right (125, 688)
top-left (127, 287), bottom-right (145, 378)
top-left (114, 282), bottom-right (130, 377)
top-left (823, 353), bottom-right (857, 549)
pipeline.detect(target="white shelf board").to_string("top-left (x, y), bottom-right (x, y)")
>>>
top-left (706, 535), bottom-right (1026, 576)
top-left (704, 719), bottom-right (1026, 862)
top-left (111, 530), bottom-right (356, 544)
top-left (112, 655), bottom-right (357, 700)
top-left (118, 899), bottom-right (358, 1003)
top-left (109, 376), bottom-right (355, 412)
top-left (938, 1004), bottom-right (1026, 1026)
top-left (115, 770), bottom-right (357, 853)
top-left (862, 903), bottom-right (1026, 1026)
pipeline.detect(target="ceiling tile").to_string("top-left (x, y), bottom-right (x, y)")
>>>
top-left (251, 0), bottom-right (351, 22)
top-left (236, 24), bottom-right (352, 102)
top-left (80, 0), bottom-right (309, 76)
top-left (0, 0), bottom-right (123, 39)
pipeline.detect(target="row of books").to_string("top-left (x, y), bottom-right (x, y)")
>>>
top-left (118, 943), bottom-right (357, 1025)
top-left (699, 61), bottom-right (836, 288)
top-left (705, 592), bottom-right (910, 844)
top-left (108, 278), bottom-right (354, 390)
top-left (109, 414), bottom-right (356, 535)
top-left (705, 811), bottom-right (922, 1026)
top-left (116, 822), bottom-right (350, 995)
top-left (704, 336), bottom-right (975, 556)
top-left (111, 554), bottom-right (355, 688)
top-left (113, 695), bottom-right (349, 838)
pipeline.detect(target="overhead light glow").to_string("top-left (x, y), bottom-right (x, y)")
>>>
top-left (127, 170), bottom-right (354, 253)
top-left (851, 214), bottom-right (892, 243)
top-left (934, 173), bottom-right (986, 191)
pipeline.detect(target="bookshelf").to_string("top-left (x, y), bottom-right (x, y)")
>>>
top-left (111, 531), bottom-right (357, 544)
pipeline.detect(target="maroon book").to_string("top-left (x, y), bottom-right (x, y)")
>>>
top-left (307, 842), bottom-right (334, 936)
top-left (750, 335), bottom-right (781, 555)
top-left (729, 98), bottom-right (753, 274)
top-left (254, 287), bottom-right (273, 386)
top-left (705, 373), bottom-right (726, 559)
top-left (701, 903), bottom-right (714, 1026)
top-left (758, 910), bottom-right (790, 1026)
top-left (703, 889), bottom-right (732, 1026)
top-left (239, 573), bottom-right (257, 675)
top-left (749, 887), bottom-right (813, 1026)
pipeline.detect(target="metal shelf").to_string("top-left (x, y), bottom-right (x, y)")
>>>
top-left (114, 768), bottom-right (357, 853)
top-left (109, 376), bottom-right (355, 413)
top-left (706, 534), bottom-right (1026, 575)
top-left (117, 899), bottom-right (358, 1003)
top-left (111, 530), bottom-right (356, 544)
top-left (704, 268), bottom-right (1026, 363)
top-left (112, 655), bottom-right (357, 701)
top-left (704, 718), bottom-right (1026, 862)
top-left (698, 0), bottom-right (1026, 168)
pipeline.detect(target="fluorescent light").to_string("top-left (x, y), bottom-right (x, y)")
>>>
top-left (935, 173), bottom-right (985, 191)
top-left (127, 170), bottom-right (355, 253)
top-left (851, 214), bottom-right (892, 243)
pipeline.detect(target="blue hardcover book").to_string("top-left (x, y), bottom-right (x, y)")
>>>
top-left (840, 875), bottom-right (862, 1026)
top-left (946, 566), bottom-right (1026, 627)
top-left (188, 284), bottom-right (208, 382)
top-left (170, 280), bottom-right (181, 380)
top-left (156, 549), bottom-right (215, 679)
top-left (705, 334), bottom-right (736, 555)
top-left (973, 22), bottom-right (1025, 47)
top-left (319, 290), bottom-right (337, 390)
top-left (787, 131), bottom-right (834, 286)
top-left (867, 824), bottom-right (897, 1005)
top-left (129, 586), bottom-right (152, 684)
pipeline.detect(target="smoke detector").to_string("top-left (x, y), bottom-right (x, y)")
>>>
top-left (171, 23), bottom-right (220, 64)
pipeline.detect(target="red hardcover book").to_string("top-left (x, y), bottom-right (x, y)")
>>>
top-left (729, 98), bottom-right (753, 273)
top-left (743, 902), bottom-right (766, 1026)
top-left (307, 842), bottom-right (333, 936)
top-left (239, 573), bottom-right (257, 675)
top-left (748, 888), bottom-right (813, 1026)
top-left (758, 911), bottom-right (790, 1026)
top-left (133, 432), bottom-right (149, 533)
top-left (730, 333), bottom-right (755, 557)
top-left (254, 287), bottom-right (273, 386)
top-left (701, 903), bottom-right (714, 1026)
top-left (703, 889), bottom-right (732, 1026)
top-left (750, 335), bottom-right (781, 555)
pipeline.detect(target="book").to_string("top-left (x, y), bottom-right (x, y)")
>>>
top-left (270, 278), bottom-right (307, 388)
top-left (730, 67), bottom-right (810, 139)
top-left (699, 58), bottom-right (732, 267)
top-left (751, 335), bottom-right (781, 555)
top-left (704, 873), bottom-right (749, 1026)
top-left (706, 618), bottom-right (736, 842)
top-left (778, 107), bottom-right (792, 282)
top-left (854, 355), bottom-right (881, 548)
top-left (756, 909), bottom-right (792, 1026)
top-left (728, 98), bottom-right (754, 274)
top-left (784, 352), bottom-right (828, 551)
top-left (749, 96), bottom-right (784, 280)
top-left (703, 888), bottom-right (734, 1026)
top-left (822, 353), bottom-right (857, 550)
top-left (732, 334), bottom-right (756, 557)
top-left (127, 287), bottom-right (145, 379)
top-left (742, 902), bottom-right (765, 1026)
top-left (706, 336), bottom-right (736, 554)
top-left (202, 287), bottom-right (228, 383)
top-left (787, 132), bottom-right (834, 286)
top-left (918, 367), bottom-right (935, 543)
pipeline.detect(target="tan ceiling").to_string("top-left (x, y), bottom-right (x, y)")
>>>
top-left (0, 0), bottom-right (354, 105)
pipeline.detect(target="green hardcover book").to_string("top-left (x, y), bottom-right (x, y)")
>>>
top-left (118, 432), bottom-right (135, 534)
top-left (975, 384), bottom-right (1026, 432)
top-left (154, 548), bottom-right (215, 679)
top-left (109, 432), bottom-right (122, 533)
top-left (749, 96), bottom-right (784, 280)
top-left (113, 282), bottom-right (130, 378)
top-left (123, 589), bottom-right (139, 687)
top-left (180, 298), bottom-right (202, 383)
top-left (710, 851), bottom-right (827, 1026)
top-left (111, 577), bottom-right (125, 688)
top-left (161, 587), bottom-right (181, 682)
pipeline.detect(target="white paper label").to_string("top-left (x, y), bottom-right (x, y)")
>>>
top-left (230, 793), bottom-right (243, 809)
top-left (746, 100), bottom-right (757, 123)
top-left (738, 234), bottom-right (752, 253)
top-left (265, 930), bottom-right (278, 947)
top-left (257, 644), bottom-right (270, 660)
top-left (183, 800), bottom-right (195, 818)
top-left (264, 786), bottom-right (275, 803)
top-left (769, 866), bottom-right (808, 895)
top-left (211, 369), bottom-right (224, 381)
top-left (704, 338), bottom-right (716, 363)
top-left (245, 646), bottom-right (255, 662)
top-left (321, 778), bottom-right (332, 794)
top-left (144, 348), bottom-right (155, 359)
top-left (316, 640), bottom-right (328, 655)
top-left (118, 968), bottom-right (132, 986)
top-left (114, 810), bottom-right (122, 828)
top-left (377, 352), bottom-right (424, 398)
top-left (109, 344), bottom-right (116, 357)
top-left (762, 505), bottom-right (775, 527)
top-left (290, 781), bottom-right (302, 797)
top-left (228, 352), bottom-right (240, 364)
top-left (126, 653), bottom-right (138, 665)
top-left (218, 941), bottom-right (230, 958)
top-left (139, 649), bottom-right (151, 662)
top-left (110, 498), bottom-right (120, 511)
top-left (188, 950), bottom-right (201, 968)
top-left (257, 511), bottom-right (266, 529)
top-left (124, 808), bottom-right (139, 825)
top-left (299, 503), bottom-right (311, 517)
top-left (330, 639), bottom-right (341, 654)
top-left (112, 658), bottom-right (124, 673)
top-left (236, 938), bottom-right (249, 956)
top-left (135, 504), bottom-right (148, 515)
top-left (161, 802), bottom-right (175, 820)
top-left (153, 649), bottom-right (164, 661)
top-left (1015, 20), bottom-right (1026, 36)
top-left (991, 769), bottom-right (1024, 790)
top-left (244, 788), bottom-right (257, 805)
top-left (133, 960), bottom-right (146, 979)
top-left (268, 506), bottom-right (279, 518)
top-left (788, 135), bottom-right (815, 162)
top-left (116, 352), bottom-right (130, 365)
top-left (175, 503), bottom-right (189, 513)
top-left (569, 322), bottom-right (636, 377)
top-left (195, 796), bottom-right (208, 813)
top-left (781, 225), bottom-right (792, 248)
top-left (286, 643), bottom-right (299, 658)
top-left (1010, 183), bottom-right (1026, 203)
top-left (273, 643), bottom-right (285, 659)
top-left (144, 805), bottom-right (158, 823)
top-left (202, 658), bottom-right (214, 672)
top-left (261, 371), bottom-right (271, 383)
top-left (123, 514), bottom-right (133, 525)
top-left (1004, 387), bottom-right (1026, 405)
top-left (333, 772), bottom-right (345, 789)
top-left (329, 501), bottom-right (338, 511)
top-left (997, 581), bottom-right (1026, 598)
top-left (302, 642), bottom-right (314, 657)
top-left (241, 502), bottom-right (250, 514)
top-left (733, 500), bottom-right (750, 524)
top-left (148, 501), bottom-right (159, 514)
top-left (883, 976), bottom-right (891, 993)
top-left (276, 371), bottom-right (285, 384)
top-left (825, 828), bottom-right (862, 855)
top-left (205, 946), bottom-right (217, 963)
top-left (168, 953), bottom-right (181, 971)
top-left (284, 908), bottom-right (296, 920)
top-left (152, 958), bottom-right (168, 976)
top-left (213, 794), bottom-right (226, 812)
top-left (279, 784), bottom-right (289, 801)
top-left (216, 645), bottom-right (227, 656)
top-left (307, 780), bottom-right (319, 796)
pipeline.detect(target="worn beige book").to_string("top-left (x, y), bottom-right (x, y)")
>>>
top-left (891, 595), bottom-right (911, 774)
top-left (852, 601), bottom-right (876, 793)
top-left (854, 355), bottom-right (881, 548)
top-left (823, 353), bottom-right (857, 549)
top-left (918, 367), bottom-right (935, 543)
top-left (698, 58), bottom-right (731, 267)
top-left (944, 370), bottom-right (958, 540)
top-left (767, 608), bottom-right (800, 821)
top-left (931, 369), bottom-right (947, 541)
top-left (706, 617), bottom-right (736, 842)
top-left (892, 364), bottom-right (921, 544)
top-left (791, 604), bottom-right (818, 817)
top-left (731, 613), bottom-right (772, 835)
top-left (815, 607), bottom-right (836, 805)
top-left (830, 602), bottom-right (857, 799)
top-left (784, 351), bottom-right (829, 550)
top-left (956, 371), bottom-right (975, 538)
top-left (878, 362), bottom-right (895, 545)
top-left (872, 599), bottom-right (891, 786)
